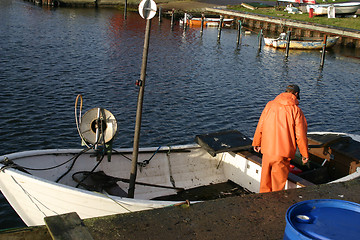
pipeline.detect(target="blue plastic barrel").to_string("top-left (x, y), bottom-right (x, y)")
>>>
top-left (284, 199), bottom-right (360, 240)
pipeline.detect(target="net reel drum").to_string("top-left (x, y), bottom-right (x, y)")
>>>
top-left (78, 107), bottom-right (118, 149)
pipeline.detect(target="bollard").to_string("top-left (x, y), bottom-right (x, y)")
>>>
top-left (320, 35), bottom-right (328, 68)
top-left (217, 15), bottom-right (224, 42)
top-left (236, 20), bottom-right (242, 46)
top-left (285, 30), bottom-right (291, 57)
top-left (258, 29), bottom-right (263, 51)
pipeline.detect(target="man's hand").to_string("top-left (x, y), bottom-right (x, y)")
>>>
top-left (302, 157), bottom-right (309, 164)
top-left (253, 146), bottom-right (261, 153)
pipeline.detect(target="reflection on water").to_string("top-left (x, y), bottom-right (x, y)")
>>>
top-left (0, 0), bottom-right (359, 229)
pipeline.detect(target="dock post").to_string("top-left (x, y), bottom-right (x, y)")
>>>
top-left (217, 15), bottom-right (224, 42)
top-left (158, 7), bottom-right (162, 23)
top-left (170, 9), bottom-right (174, 30)
top-left (236, 20), bottom-right (242, 46)
top-left (258, 29), bottom-right (263, 51)
top-left (183, 13), bottom-right (187, 31)
top-left (320, 35), bottom-right (328, 68)
top-left (124, 0), bottom-right (127, 19)
top-left (285, 30), bottom-right (291, 58)
top-left (200, 14), bottom-right (205, 36)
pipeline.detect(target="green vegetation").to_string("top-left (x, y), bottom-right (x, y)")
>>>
top-left (228, 3), bottom-right (360, 30)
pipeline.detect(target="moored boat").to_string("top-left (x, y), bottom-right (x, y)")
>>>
top-left (264, 33), bottom-right (339, 49)
top-left (180, 16), bottom-right (234, 28)
top-left (306, 2), bottom-right (360, 16)
top-left (1, 128), bottom-right (359, 226)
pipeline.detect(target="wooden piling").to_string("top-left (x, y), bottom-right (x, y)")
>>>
top-left (285, 30), bottom-right (291, 58)
top-left (183, 13), bottom-right (187, 31)
top-left (236, 20), bottom-right (242, 46)
top-left (320, 35), bottom-right (328, 68)
top-left (124, 0), bottom-right (127, 19)
top-left (158, 7), bottom-right (162, 23)
top-left (170, 9), bottom-right (174, 29)
top-left (258, 29), bottom-right (263, 51)
top-left (200, 14), bottom-right (205, 36)
top-left (217, 15), bottom-right (224, 42)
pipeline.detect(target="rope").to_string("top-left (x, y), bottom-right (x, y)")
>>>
top-left (75, 154), bottom-right (105, 188)
top-left (75, 94), bottom-right (90, 148)
top-left (138, 146), bottom-right (162, 167)
top-left (56, 148), bottom-right (92, 182)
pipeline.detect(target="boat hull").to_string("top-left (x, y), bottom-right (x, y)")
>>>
top-left (0, 144), bottom-right (299, 226)
top-left (187, 18), bottom-right (234, 27)
top-left (264, 37), bottom-right (339, 50)
top-left (1, 132), bottom-right (359, 226)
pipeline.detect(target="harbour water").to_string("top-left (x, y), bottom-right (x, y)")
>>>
top-left (0, 0), bottom-right (359, 230)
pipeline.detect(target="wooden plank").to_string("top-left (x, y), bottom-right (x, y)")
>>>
top-left (44, 212), bottom-right (94, 240)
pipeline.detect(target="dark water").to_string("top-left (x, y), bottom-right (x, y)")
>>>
top-left (0, 0), bottom-right (359, 230)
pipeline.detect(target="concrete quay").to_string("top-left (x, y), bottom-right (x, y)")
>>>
top-left (1, 177), bottom-right (359, 239)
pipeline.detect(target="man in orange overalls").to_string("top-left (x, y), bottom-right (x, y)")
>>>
top-left (252, 84), bottom-right (309, 193)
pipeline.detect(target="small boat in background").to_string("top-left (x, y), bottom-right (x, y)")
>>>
top-left (188, 17), bottom-right (234, 27)
top-left (180, 15), bottom-right (234, 28)
top-left (306, 2), bottom-right (360, 16)
top-left (264, 33), bottom-right (339, 49)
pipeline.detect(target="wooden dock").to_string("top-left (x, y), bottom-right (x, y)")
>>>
top-left (1, 177), bottom-right (359, 239)
top-left (206, 8), bottom-right (360, 48)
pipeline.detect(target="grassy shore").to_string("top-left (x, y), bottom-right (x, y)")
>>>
top-left (227, 3), bottom-right (360, 30)
top-left (121, 0), bottom-right (360, 30)
top-left (226, 0), bottom-right (360, 31)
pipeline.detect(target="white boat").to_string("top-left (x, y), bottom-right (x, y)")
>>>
top-left (264, 33), bottom-right (339, 49)
top-left (307, 2), bottom-right (360, 16)
top-left (179, 14), bottom-right (234, 28)
top-left (1, 127), bottom-right (359, 226)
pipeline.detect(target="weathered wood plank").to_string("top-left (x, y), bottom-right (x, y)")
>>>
top-left (44, 212), bottom-right (94, 240)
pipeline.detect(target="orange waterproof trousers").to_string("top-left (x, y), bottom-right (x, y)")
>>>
top-left (260, 154), bottom-right (291, 193)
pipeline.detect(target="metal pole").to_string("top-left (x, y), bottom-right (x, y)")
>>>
top-left (320, 35), bottom-right (328, 68)
top-left (236, 20), bottom-right (242, 46)
top-left (128, 19), bottom-right (152, 199)
top-left (285, 30), bottom-right (291, 57)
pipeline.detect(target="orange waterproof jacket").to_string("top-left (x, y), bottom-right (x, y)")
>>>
top-left (252, 92), bottom-right (309, 159)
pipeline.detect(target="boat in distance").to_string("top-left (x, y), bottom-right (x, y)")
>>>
top-left (306, 2), bottom-right (360, 16)
top-left (264, 33), bottom-right (339, 50)
top-left (1, 129), bottom-right (359, 227)
top-left (180, 16), bottom-right (234, 28)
